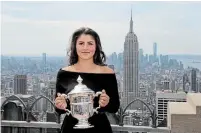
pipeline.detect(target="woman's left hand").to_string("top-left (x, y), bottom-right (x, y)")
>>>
top-left (99, 89), bottom-right (110, 107)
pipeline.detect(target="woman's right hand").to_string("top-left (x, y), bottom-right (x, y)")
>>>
top-left (55, 93), bottom-right (67, 111)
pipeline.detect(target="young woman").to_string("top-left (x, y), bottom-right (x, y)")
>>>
top-left (54, 27), bottom-right (120, 133)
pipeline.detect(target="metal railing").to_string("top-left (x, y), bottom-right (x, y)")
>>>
top-left (1, 94), bottom-right (171, 133)
top-left (1, 120), bottom-right (171, 133)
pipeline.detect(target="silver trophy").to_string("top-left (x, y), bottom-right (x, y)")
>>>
top-left (64, 75), bottom-right (102, 129)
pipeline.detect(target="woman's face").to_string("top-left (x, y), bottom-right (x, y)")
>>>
top-left (76, 34), bottom-right (96, 61)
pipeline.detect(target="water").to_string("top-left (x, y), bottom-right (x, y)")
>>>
top-left (169, 55), bottom-right (201, 70)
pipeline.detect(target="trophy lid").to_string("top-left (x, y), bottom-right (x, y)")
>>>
top-left (68, 75), bottom-right (94, 95)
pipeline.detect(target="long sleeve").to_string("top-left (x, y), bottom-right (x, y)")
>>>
top-left (54, 72), bottom-right (69, 115)
top-left (99, 74), bottom-right (120, 113)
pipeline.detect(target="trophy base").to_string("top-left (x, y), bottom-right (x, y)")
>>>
top-left (73, 115), bottom-right (94, 129)
top-left (73, 124), bottom-right (94, 129)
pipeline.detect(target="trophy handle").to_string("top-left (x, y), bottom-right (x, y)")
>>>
top-left (94, 91), bottom-right (102, 113)
top-left (61, 94), bottom-right (71, 116)
top-left (65, 109), bottom-right (71, 116)
top-left (95, 91), bottom-right (102, 97)
top-left (94, 105), bottom-right (100, 114)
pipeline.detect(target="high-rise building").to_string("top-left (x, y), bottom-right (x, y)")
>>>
top-left (153, 42), bottom-right (157, 58)
top-left (183, 73), bottom-right (189, 92)
top-left (170, 80), bottom-right (176, 92)
top-left (199, 79), bottom-right (201, 93)
top-left (117, 52), bottom-right (123, 71)
top-left (139, 49), bottom-right (143, 62)
top-left (123, 9), bottom-right (139, 109)
top-left (162, 80), bottom-right (170, 90)
top-left (160, 55), bottom-right (169, 68)
top-left (148, 55), bottom-right (155, 64)
top-left (156, 91), bottom-right (186, 125)
top-left (111, 52), bottom-right (118, 66)
top-left (139, 49), bottom-right (144, 68)
top-left (42, 53), bottom-right (47, 73)
top-left (48, 81), bottom-right (56, 112)
top-left (191, 68), bottom-right (197, 92)
top-left (14, 75), bottom-right (27, 94)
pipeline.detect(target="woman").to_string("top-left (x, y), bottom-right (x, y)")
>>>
top-left (54, 27), bottom-right (120, 133)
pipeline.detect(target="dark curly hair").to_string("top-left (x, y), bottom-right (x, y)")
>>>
top-left (67, 27), bottom-right (106, 66)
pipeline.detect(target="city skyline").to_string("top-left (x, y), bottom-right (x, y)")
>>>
top-left (1, 2), bottom-right (201, 131)
top-left (1, 9), bottom-right (201, 131)
top-left (1, 1), bottom-right (201, 56)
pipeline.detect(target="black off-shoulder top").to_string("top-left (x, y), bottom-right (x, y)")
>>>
top-left (54, 68), bottom-right (120, 133)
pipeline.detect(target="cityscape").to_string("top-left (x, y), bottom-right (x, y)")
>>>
top-left (1, 1), bottom-right (201, 133)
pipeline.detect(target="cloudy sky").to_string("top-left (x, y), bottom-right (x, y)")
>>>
top-left (1, 1), bottom-right (201, 56)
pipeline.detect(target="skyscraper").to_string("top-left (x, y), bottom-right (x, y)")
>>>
top-left (162, 80), bottom-right (170, 90)
top-left (153, 42), bottom-right (157, 57)
top-left (14, 75), bottom-right (27, 94)
top-left (199, 79), bottom-right (201, 93)
top-left (42, 53), bottom-right (47, 73)
top-left (183, 73), bottom-right (189, 92)
top-left (123, 9), bottom-right (139, 109)
top-left (191, 68), bottom-right (197, 92)
top-left (139, 48), bottom-right (144, 63)
top-left (48, 81), bottom-right (56, 112)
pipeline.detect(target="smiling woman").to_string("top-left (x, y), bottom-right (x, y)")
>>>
top-left (75, 34), bottom-right (97, 61)
top-left (54, 27), bottom-right (120, 133)
top-left (67, 27), bottom-right (106, 67)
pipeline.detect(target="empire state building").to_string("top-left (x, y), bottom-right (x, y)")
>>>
top-left (123, 10), bottom-right (139, 109)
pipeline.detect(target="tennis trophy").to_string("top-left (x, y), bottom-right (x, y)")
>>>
top-left (64, 75), bottom-right (102, 128)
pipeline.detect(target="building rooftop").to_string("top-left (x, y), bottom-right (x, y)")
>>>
top-left (168, 102), bottom-right (195, 114)
top-left (156, 91), bottom-right (186, 98)
top-left (188, 93), bottom-right (201, 106)
top-left (168, 93), bottom-right (201, 115)
top-left (167, 93), bottom-right (201, 133)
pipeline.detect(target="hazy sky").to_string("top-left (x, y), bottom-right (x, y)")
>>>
top-left (1, 1), bottom-right (201, 56)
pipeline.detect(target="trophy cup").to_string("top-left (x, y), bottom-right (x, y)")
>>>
top-left (64, 75), bottom-right (102, 129)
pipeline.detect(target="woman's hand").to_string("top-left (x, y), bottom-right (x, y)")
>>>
top-left (55, 93), bottom-right (67, 111)
top-left (99, 89), bottom-right (110, 107)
